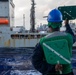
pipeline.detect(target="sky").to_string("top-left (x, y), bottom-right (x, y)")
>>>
top-left (13, 0), bottom-right (76, 30)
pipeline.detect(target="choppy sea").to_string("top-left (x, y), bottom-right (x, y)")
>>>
top-left (0, 48), bottom-right (76, 75)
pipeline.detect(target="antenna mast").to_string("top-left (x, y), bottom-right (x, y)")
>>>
top-left (23, 14), bottom-right (25, 28)
top-left (30, 0), bottom-right (36, 32)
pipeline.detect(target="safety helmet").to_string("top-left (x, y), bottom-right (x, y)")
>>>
top-left (47, 9), bottom-right (63, 28)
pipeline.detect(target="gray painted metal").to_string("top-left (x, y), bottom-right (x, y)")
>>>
top-left (0, 0), bottom-right (15, 27)
top-left (0, 31), bottom-right (75, 48)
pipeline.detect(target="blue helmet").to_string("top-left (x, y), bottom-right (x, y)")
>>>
top-left (47, 9), bottom-right (63, 22)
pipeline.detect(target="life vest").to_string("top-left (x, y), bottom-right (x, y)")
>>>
top-left (40, 31), bottom-right (73, 74)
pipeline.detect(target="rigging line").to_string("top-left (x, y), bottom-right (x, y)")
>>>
top-left (56, 1), bottom-right (65, 8)
top-left (54, 1), bottom-right (65, 9)
top-left (64, 0), bottom-right (73, 5)
top-left (55, 0), bottom-right (72, 8)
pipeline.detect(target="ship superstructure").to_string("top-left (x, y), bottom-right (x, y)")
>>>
top-left (30, 0), bottom-right (36, 32)
top-left (0, 0), bottom-right (76, 48)
top-left (0, 0), bottom-right (15, 47)
top-left (0, 0), bottom-right (15, 27)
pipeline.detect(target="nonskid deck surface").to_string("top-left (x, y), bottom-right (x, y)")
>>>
top-left (0, 47), bottom-right (75, 75)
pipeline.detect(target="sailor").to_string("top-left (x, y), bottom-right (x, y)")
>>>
top-left (32, 9), bottom-right (75, 75)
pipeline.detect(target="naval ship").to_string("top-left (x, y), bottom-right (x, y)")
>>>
top-left (0, 0), bottom-right (50, 48)
top-left (0, 0), bottom-right (76, 48)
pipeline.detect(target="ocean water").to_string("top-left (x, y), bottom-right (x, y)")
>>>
top-left (11, 70), bottom-right (42, 75)
top-left (0, 48), bottom-right (76, 75)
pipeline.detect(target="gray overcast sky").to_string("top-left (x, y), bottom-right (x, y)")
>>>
top-left (13, 0), bottom-right (76, 30)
